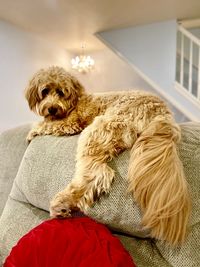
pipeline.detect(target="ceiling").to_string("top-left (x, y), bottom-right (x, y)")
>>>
top-left (0, 0), bottom-right (200, 53)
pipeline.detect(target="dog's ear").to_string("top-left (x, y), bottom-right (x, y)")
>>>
top-left (71, 76), bottom-right (85, 98)
top-left (25, 76), bottom-right (40, 111)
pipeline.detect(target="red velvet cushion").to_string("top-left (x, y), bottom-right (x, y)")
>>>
top-left (4, 217), bottom-right (136, 267)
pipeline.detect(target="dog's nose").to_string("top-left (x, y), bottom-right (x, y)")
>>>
top-left (48, 107), bottom-right (57, 115)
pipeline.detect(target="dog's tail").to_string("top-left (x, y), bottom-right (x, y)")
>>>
top-left (128, 117), bottom-right (191, 246)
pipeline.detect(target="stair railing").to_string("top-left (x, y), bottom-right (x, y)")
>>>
top-left (176, 25), bottom-right (200, 103)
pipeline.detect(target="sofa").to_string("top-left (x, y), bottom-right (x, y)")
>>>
top-left (0, 122), bottom-right (200, 267)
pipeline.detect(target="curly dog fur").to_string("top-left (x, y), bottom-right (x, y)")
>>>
top-left (25, 66), bottom-right (191, 246)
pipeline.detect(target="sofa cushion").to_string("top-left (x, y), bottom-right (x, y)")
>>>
top-left (0, 125), bottom-right (30, 216)
top-left (10, 133), bottom-right (146, 238)
top-left (10, 122), bottom-right (200, 234)
top-left (1, 122), bottom-right (200, 267)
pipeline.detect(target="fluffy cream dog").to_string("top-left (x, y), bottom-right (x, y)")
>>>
top-left (25, 66), bottom-right (191, 246)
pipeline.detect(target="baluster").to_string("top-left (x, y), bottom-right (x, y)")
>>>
top-left (198, 47), bottom-right (200, 100)
top-left (180, 32), bottom-right (184, 87)
top-left (188, 40), bottom-right (193, 94)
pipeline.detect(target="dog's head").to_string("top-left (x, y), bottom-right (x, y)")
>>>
top-left (25, 66), bottom-right (85, 120)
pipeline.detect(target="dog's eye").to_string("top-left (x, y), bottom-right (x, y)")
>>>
top-left (56, 89), bottom-right (64, 97)
top-left (42, 88), bottom-right (49, 97)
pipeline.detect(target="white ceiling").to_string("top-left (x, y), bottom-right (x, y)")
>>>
top-left (0, 0), bottom-right (200, 53)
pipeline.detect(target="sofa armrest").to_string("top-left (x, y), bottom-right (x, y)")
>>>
top-left (0, 124), bottom-right (30, 216)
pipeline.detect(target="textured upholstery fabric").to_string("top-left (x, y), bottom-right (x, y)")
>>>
top-left (0, 125), bottom-right (30, 216)
top-left (0, 122), bottom-right (200, 266)
top-left (10, 134), bottom-right (146, 237)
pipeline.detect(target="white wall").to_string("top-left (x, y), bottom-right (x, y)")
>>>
top-left (0, 20), bottom-right (72, 132)
top-left (97, 20), bottom-right (200, 121)
top-left (98, 20), bottom-right (177, 92)
top-left (73, 48), bottom-right (155, 92)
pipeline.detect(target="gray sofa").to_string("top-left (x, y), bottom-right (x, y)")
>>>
top-left (0, 122), bottom-right (200, 267)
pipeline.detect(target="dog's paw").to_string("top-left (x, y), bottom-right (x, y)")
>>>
top-left (50, 191), bottom-right (75, 218)
top-left (26, 130), bottom-right (39, 142)
top-left (63, 123), bottom-right (83, 135)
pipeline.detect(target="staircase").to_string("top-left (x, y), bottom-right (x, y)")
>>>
top-left (175, 25), bottom-right (200, 106)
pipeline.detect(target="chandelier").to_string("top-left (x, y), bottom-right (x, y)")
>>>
top-left (71, 45), bottom-right (94, 73)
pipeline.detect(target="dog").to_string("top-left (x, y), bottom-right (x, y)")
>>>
top-left (25, 66), bottom-right (191, 246)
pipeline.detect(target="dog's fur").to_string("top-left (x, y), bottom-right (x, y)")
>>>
top-left (25, 66), bottom-right (191, 246)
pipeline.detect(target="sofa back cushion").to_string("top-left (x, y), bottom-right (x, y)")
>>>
top-left (10, 122), bottom-right (200, 237)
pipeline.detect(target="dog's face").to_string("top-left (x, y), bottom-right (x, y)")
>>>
top-left (25, 66), bottom-right (85, 120)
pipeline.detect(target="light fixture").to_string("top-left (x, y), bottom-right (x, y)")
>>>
top-left (71, 44), bottom-right (95, 73)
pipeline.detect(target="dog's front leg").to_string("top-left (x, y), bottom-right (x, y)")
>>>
top-left (26, 122), bottom-right (48, 142)
top-left (52, 120), bottom-right (83, 136)
top-left (27, 121), bottom-right (65, 141)
top-left (50, 115), bottom-right (137, 218)
top-left (27, 119), bottom-right (84, 141)
top-left (46, 112), bottom-right (85, 136)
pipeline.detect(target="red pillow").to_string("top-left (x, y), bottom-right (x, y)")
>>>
top-left (4, 217), bottom-right (136, 267)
